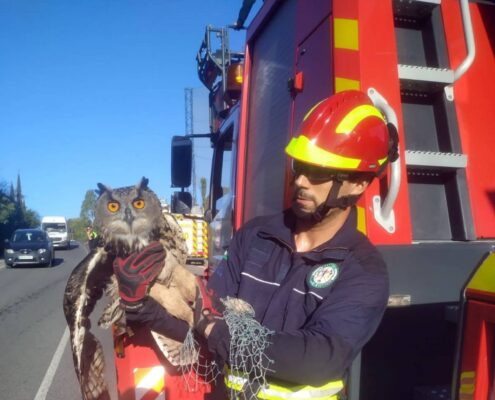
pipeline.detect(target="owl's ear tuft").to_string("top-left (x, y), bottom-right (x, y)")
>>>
top-left (96, 183), bottom-right (112, 197)
top-left (136, 177), bottom-right (149, 192)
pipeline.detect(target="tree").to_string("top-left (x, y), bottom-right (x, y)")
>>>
top-left (0, 185), bottom-right (15, 250)
top-left (68, 218), bottom-right (89, 242)
top-left (9, 183), bottom-right (14, 201)
top-left (80, 190), bottom-right (97, 224)
top-left (200, 177), bottom-right (208, 210)
top-left (23, 209), bottom-right (40, 228)
top-left (15, 173), bottom-right (25, 210)
top-left (0, 178), bottom-right (40, 250)
top-left (11, 174), bottom-right (25, 225)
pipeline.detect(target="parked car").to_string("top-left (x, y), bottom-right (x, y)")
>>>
top-left (4, 229), bottom-right (55, 267)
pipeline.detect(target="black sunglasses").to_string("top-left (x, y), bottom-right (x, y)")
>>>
top-left (291, 160), bottom-right (341, 182)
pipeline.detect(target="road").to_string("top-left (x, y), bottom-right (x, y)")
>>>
top-left (0, 243), bottom-right (117, 400)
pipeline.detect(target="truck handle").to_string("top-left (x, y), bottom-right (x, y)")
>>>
top-left (368, 88), bottom-right (400, 234)
top-left (445, 0), bottom-right (476, 101)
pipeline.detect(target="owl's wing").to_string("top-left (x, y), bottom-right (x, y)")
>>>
top-left (63, 248), bottom-right (114, 400)
top-left (161, 211), bottom-right (188, 264)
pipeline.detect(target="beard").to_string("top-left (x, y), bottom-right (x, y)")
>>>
top-left (291, 189), bottom-right (319, 220)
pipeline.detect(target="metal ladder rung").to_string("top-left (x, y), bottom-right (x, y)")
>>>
top-left (398, 64), bottom-right (454, 92)
top-left (393, 0), bottom-right (441, 19)
top-left (405, 150), bottom-right (467, 169)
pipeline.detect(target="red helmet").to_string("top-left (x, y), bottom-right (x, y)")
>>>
top-left (286, 90), bottom-right (390, 174)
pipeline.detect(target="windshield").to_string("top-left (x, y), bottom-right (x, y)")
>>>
top-left (42, 223), bottom-right (67, 232)
top-left (12, 231), bottom-right (46, 243)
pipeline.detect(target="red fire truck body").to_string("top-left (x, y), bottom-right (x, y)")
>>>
top-left (203, 1), bottom-right (495, 399)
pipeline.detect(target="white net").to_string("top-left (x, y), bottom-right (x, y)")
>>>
top-left (222, 297), bottom-right (274, 399)
top-left (176, 297), bottom-right (274, 399)
top-left (178, 328), bottom-right (221, 391)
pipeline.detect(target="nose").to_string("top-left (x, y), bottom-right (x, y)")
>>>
top-left (123, 207), bottom-right (134, 225)
top-left (293, 173), bottom-right (310, 187)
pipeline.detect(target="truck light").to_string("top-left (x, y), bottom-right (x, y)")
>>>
top-left (225, 63), bottom-right (244, 105)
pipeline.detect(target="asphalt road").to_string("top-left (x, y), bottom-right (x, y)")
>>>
top-left (0, 243), bottom-right (117, 400)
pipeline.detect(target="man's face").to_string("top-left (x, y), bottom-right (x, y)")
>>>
top-left (291, 173), bottom-right (333, 219)
top-left (290, 160), bottom-right (367, 220)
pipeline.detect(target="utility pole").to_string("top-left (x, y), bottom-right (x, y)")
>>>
top-left (184, 88), bottom-right (197, 206)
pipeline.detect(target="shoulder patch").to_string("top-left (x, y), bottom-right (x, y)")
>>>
top-left (307, 263), bottom-right (339, 289)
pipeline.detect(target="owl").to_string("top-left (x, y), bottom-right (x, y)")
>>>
top-left (63, 177), bottom-right (197, 400)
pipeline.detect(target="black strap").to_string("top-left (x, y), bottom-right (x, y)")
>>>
top-left (376, 122), bottom-right (399, 177)
top-left (312, 180), bottom-right (361, 223)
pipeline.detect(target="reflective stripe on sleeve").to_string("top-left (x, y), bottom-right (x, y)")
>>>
top-left (225, 368), bottom-right (344, 400)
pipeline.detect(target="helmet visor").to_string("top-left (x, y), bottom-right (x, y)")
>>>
top-left (291, 160), bottom-right (342, 183)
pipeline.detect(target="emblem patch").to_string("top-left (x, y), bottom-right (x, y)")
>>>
top-left (307, 263), bottom-right (339, 289)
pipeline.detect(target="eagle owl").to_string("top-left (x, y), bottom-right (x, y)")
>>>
top-left (63, 177), bottom-right (197, 400)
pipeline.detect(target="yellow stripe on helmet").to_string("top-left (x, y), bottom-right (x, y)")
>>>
top-left (285, 135), bottom-right (361, 169)
top-left (336, 104), bottom-right (385, 134)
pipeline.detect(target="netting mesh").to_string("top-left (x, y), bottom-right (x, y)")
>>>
top-left (178, 329), bottom-right (221, 391)
top-left (222, 297), bottom-right (274, 399)
top-left (177, 297), bottom-right (273, 399)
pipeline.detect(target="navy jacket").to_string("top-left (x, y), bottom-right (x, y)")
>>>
top-left (207, 208), bottom-right (389, 386)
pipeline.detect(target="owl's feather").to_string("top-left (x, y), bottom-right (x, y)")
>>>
top-left (63, 248), bottom-right (114, 400)
top-left (63, 178), bottom-right (196, 400)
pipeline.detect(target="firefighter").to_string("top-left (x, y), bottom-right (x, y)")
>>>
top-left (113, 90), bottom-right (398, 399)
top-left (85, 226), bottom-right (98, 251)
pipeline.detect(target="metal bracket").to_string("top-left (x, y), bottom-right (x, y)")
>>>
top-left (373, 195), bottom-right (396, 233)
top-left (444, 85), bottom-right (454, 102)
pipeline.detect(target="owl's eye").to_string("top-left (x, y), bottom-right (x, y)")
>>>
top-left (107, 201), bottom-right (120, 213)
top-left (133, 199), bottom-right (145, 209)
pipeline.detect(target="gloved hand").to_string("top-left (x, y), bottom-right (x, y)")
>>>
top-left (125, 297), bottom-right (190, 342)
top-left (113, 241), bottom-right (166, 311)
top-left (194, 276), bottom-right (225, 337)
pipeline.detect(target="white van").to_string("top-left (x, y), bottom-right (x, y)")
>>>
top-left (41, 216), bottom-right (71, 249)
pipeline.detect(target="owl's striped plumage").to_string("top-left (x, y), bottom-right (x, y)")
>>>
top-left (63, 178), bottom-right (196, 400)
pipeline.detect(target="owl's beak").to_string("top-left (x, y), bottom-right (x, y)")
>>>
top-left (123, 207), bottom-right (134, 226)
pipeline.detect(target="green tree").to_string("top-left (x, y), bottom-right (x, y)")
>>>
top-left (13, 174), bottom-right (25, 226)
top-left (23, 209), bottom-right (40, 228)
top-left (68, 218), bottom-right (89, 242)
top-left (80, 190), bottom-right (97, 223)
top-left (0, 186), bottom-right (15, 251)
top-left (0, 182), bottom-right (15, 224)
top-left (15, 173), bottom-right (24, 210)
top-left (9, 183), bottom-right (15, 201)
top-left (0, 178), bottom-right (40, 250)
top-left (200, 177), bottom-right (208, 209)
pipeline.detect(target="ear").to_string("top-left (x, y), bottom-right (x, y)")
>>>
top-left (348, 179), bottom-right (369, 196)
top-left (136, 177), bottom-right (149, 192)
top-left (96, 183), bottom-right (112, 197)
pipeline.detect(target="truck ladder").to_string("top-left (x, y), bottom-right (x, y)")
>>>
top-left (393, 0), bottom-right (475, 241)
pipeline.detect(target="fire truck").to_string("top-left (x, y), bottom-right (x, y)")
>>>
top-left (116, 1), bottom-right (495, 399)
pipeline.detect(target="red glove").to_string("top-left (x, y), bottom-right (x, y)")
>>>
top-left (113, 242), bottom-right (166, 311)
top-left (194, 277), bottom-right (225, 336)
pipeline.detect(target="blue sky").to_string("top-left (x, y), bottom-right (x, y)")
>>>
top-left (0, 0), bottom-right (254, 219)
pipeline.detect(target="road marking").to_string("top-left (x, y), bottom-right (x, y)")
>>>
top-left (33, 327), bottom-right (70, 400)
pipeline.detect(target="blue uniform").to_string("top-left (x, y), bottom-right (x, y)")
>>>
top-left (207, 208), bottom-right (389, 386)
